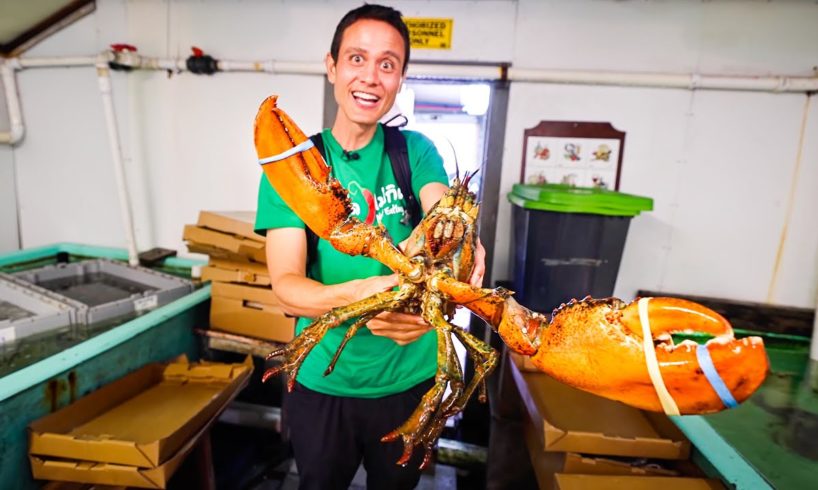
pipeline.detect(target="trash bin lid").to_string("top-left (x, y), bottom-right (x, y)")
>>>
top-left (508, 183), bottom-right (653, 217)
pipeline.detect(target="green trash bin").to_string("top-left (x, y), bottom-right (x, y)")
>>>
top-left (508, 184), bottom-right (653, 314)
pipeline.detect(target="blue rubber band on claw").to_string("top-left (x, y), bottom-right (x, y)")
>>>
top-left (696, 343), bottom-right (738, 409)
top-left (259, 139), bottom-right (315, 165)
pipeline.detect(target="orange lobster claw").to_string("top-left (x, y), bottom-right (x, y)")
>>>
top-left (431, 276), bottom-right (769, 415)
top-left (254, 95), bottom-right (352, 238)
top-left (254, 96), bottom-right (422, 281)
top-left (530, 297), bottom-right (768, 414)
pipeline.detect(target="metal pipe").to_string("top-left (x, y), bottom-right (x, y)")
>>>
top-left (96, 56), bottom-right (139, 266)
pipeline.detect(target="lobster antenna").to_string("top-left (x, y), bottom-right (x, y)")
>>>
top-left (463, 167), bottom-right (480, 188)
top-left (444, 137), bottom-right (460, 182)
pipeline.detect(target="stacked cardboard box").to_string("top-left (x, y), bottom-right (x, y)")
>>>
top-left (29, 356), bottom-right (253, 488)
top-left (509, 352), bottom-right (725, 490)
top-left (183, 211), bottom-right (294, 343)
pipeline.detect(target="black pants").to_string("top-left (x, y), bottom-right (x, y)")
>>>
top-left (284, 378), bottom-right (434, 490)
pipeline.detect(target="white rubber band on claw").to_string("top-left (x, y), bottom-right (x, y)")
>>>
top-left (258, 138), bottom-right (315, 165)
top-left (638, 297), bottom-right (681, 416)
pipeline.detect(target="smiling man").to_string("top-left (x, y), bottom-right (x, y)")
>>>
top-left (254, 4), bottom-right (484, 489)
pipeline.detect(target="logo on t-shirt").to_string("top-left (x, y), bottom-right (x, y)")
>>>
top-left (348, 181), bottom-right (406, 226)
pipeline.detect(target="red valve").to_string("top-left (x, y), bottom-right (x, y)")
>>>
top-left (191, 46), bottom-right (204, 57)
top-left (110, 43), bottom-right (137, 53)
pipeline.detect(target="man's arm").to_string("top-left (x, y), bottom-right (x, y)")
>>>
top-left (265, 228), bottom-right (399, 318)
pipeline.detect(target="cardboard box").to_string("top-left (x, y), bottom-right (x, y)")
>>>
top-left (202, 258), bottom-right (270, 287)
top-left (554, 474), bottom-right (724, 489)
top-left (211, 281), bottom-right (279, 305)
top-left (185, 242), bottom-right (257, 265)
top-left (514, 352), bottom-right (542, 372)
top-left (42, 481), bottom-right (126, 489)
top-left (509, 352), bottom-right (690, 460)
top-left (210, 281), bottom-right (293, 342)
top-left (31, 417), bottom-right (203, 489)
top-left (524, 420), bottom-right (678, 490)
top-left (29, 356), bottom-right (253, 468)
top-left (210, 296), bottom-right (294, 343)
top-left (196, 210), bottom-right (262, 243)
top-left (183, 225), bottom-right (266, 263)
top-left (202, 265), bottom-right (270, 286)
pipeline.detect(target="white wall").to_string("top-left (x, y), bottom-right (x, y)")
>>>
top-left (2, 0), bottom-right (817, 308)
top-left (0, 146), bottom-right (18, 253)
top-left (494, 0), bottom-right (818, 308)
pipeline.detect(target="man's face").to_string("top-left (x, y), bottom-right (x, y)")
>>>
top-left (326, 19), bottom-right (405, 128)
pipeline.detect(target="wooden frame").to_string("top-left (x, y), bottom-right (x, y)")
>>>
top-left (520, 121), bottom-right (626, 190)
top-left (0, 0), bottom-right (95, 56)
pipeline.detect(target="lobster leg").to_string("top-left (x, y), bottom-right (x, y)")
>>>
top-left (323, 314), bottom-right (374, 376)
top-left (324, 283), bottom-right (420, 376)
top-left (431, 273), bottom-right (546, 356)
top-left (382, 296), bottom-right (464, 469)
top-left (262, 289), bottom-right (406, 391)
top-left (448, 326), bottom-right (499, 411)
top-left (254, 96), bottom-right (423, 282)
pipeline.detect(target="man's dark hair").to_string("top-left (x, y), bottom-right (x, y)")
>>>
top-left (330, 4), bottom-right (411, 74)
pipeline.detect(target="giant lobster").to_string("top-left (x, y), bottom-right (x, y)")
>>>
top-left (253, 96), bottom-right (768, 468)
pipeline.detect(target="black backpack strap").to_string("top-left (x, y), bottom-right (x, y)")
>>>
top-left (382, 124), bottom-right (421, 228)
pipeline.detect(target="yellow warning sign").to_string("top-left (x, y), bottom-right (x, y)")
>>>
top-left (404, 18), bottom-right (453, 50)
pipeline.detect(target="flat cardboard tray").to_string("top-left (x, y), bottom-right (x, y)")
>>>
top-left (196, 211), bottom-right (263, 243)
top-left (524, 419), bottom-right (678, 490)
top-left (0, 273), bottom-right (78, 344)
top-left (29, 356), bottom-right (253, 468)
top-left (509, 352), bottom-right (690, 460)
top-left (30, 395), bottom-right (218, 489)
top-left (210, 282), bottom-right (293, 343)
top-left (13, 259), bottom-right (193, 325)
top-left (183, 225), bottom-right (266, 263)
top-left (554, 474), bottom-right (724, 489)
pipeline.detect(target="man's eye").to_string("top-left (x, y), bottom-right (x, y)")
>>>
top-left (351, 54), bottom-right (364, 63)
top-left (381, 60), bottom-right (394, 71)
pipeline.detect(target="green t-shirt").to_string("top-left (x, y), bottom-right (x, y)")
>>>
top-left (254, 125), bottom-right (448, 397)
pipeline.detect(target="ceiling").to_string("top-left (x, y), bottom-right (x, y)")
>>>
top-left (0, 0), bottom-right (94, 56)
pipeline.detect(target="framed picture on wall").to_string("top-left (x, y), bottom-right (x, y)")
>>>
top-left (520, 121), bottom-right (626, 190)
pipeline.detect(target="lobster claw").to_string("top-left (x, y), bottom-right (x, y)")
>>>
top-left (254, 96), bottom-right (422, 281)
top-left (531, 297), bottom-right (768, 414)
top-left (254, 95), bottom-right (353, 238)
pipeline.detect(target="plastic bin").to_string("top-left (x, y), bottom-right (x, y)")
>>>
top-left (508, 184), bottom-right (652, 314)
top-left (0, 273), bottom-right (78, 345)
top-left (13, 259), bottom-right (194, 325)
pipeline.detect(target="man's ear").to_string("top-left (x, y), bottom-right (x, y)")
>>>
top-left (325, 53), bottom-right (336, 84)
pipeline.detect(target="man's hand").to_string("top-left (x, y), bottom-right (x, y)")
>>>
top-left (348, 274), bottom-right (432, 345)
top-left (347, 274), bottom-right (399, 303)
top-left (367, 311), bottom-right (432, 346)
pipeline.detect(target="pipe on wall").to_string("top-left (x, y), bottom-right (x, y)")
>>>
top-left (96, 56), bottom-right (139, 267)
top-left (0, 60), bottom-right (25, 145)
top-left (4, 51), bottom-right (818, 148)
